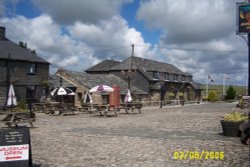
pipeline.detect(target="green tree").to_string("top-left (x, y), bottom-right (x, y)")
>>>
top-left (19, 41), bottom-right (36, 54)
top-left (225, 86), bottom-right (236, 100)
top-left (208, 91), bottom-right (219, 102)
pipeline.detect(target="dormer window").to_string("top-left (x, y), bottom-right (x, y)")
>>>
top-left (181, 76), bottom-right (185, 81)
top-left (178, 75), bottom-right (182, 81)
top-left (174, 74), bottom-right (178, 80)
top-left (27, 63), bottom-right (37, 75)
top-left (153, 72), bottom-right (159, 80)
top-left (169, 74), bottom-right (172, 80)
top-left (165, 73), bottom-right (169, 80)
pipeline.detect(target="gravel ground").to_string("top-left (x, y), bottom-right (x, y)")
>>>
top-left (1, 102), bottom-right (249, 167)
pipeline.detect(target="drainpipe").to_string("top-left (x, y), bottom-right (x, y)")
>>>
top-left (5, 53), bottom-right (11, 107)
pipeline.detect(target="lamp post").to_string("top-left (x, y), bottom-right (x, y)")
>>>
top-left (248, 33), bottom-right (250, 95)
top-left (6, 53), bottom-right (11, 107)
top-left (127, 44), bottom-right (134, 90)
top-left (237, 1), bottom-right (250, 95)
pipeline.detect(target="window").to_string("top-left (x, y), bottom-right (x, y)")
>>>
top-left (169, 74), bottom-right (172, 80)
top-left (153, 72), bottom-right (159, 80)
top-left (26, 86), bottom-right (36, 100)
top-left (165, 73), bottom-right (169, 80)
top-left (181, 76), bottom-right (185, 81)
top-left (174, 74), bottom-right (178, 80)
top-left (27, 63), bottom-right (37, 75)
top-left (178, 75), bottom-right (182, 81)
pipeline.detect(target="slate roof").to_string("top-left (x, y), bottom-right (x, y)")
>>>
top-left (0, 39), bottom-right (49, 64)
top-left (190, 82), bottom-right (202, 90)
top-left (111, 56), bottom-right (191, 76)
top-left (49, 75), bottom-right (76, 88)
top-left (85, 60), bottom-right (120, 72)
top-left (57, 69), bottom-right (147, 95)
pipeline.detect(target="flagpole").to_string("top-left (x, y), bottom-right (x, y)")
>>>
top-left (206, 75), bottom-right (208, 99)
top-left (246, 74), bottom-right (248, 95)
top-left (223, 74), bottom-right (225, 96)
top-left (248, 32), bottom-right (250, 95)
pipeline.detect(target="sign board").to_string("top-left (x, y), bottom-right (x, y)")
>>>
top-left (237, 3), bottom-right (250, 34)
top-left (0, 127), bottom-right (32, 167)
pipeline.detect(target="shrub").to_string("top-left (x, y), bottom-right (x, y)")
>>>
top-left (16, 100), bottom-right (27, 112)
top-left (208, 91), bottom-right (219, 101)
top-left (223, 112), bottom-right (248, 122)
top-left (225, 86), bottom-right (236, 100)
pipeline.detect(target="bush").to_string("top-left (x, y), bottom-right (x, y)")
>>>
top-left (224, 112), bottom-right (248, 122)
top-left (208, 91), bottom-right (219, 101)
top-left (225, 86), bottom-right (236, 100)
top-left (16, 100), bottom-right (27, 112)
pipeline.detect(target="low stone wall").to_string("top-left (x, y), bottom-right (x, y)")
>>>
top-left (240, 96), bottom-right (250, 109)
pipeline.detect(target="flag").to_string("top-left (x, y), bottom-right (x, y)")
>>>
top-left (208, 75), bottom-right (215, 82)
top-left (224, 74), bottom-right (230, 80)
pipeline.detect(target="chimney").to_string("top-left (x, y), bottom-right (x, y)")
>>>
top-left (0, 27), bottom-right (6, 40)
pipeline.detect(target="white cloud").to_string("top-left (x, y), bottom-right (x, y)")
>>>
top-left (32, 0), bottom-right (132, 25)
top-left (0, 14), bottom-right (98, 71)
top-left (68, 16), bottom-right (153, 60)
top-left (137, 0), bottom-right (234, 44)
top-left (0, 13), bottom-right (153, 73)
top-left (58, 56), bottom-right (79, 67)
top-left (1, 0), bottom-right (248, 85)
top-left (137, 0), bottom-right (248, 85)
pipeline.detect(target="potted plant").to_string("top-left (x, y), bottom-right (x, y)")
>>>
top-left (221, 112), bottom-right (248, 137)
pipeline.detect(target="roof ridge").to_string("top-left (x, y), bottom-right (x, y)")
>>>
top-left (85, 59), bottom-right (120, 72)
top-left (0, 39), bottom-right (49, 64)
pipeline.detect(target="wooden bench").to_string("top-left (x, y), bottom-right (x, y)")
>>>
top-left (119, 103), bottom-right (142, 114)
top-left (87, 104), bottom-right (118, 117)
top-left (0, 112), bottom-right (36, 128)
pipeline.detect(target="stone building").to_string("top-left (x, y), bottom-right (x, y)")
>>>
top-left (86, 56), bottom-right (201, 103)
top-left (0, 27), bottom-right (50, 106)
top-left (55, 69), bottom-right (147, 106)
top-left (55, 56), bottom-right (201, 106)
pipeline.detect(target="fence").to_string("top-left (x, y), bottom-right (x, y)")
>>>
top-left (137, 99), bottom-right (201, 108)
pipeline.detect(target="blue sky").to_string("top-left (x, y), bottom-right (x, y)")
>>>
top-left (0, 0), bottom-right (248, 86)
top-left (121, 0), bottom-right (161, 44)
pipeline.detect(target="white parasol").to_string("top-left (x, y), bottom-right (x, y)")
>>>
top-left (89, 85), bottom-right (113, 93)
top-left (83, 91), bottom-right (93, 104)
top-left (51, 87), bottom-right (75, 96)
top-left (124, 89), bottom-right (132, 103)
top-left (6, 84), bottom-right (17, 107)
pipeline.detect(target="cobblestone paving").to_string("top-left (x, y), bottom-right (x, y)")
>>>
top-left (3, 103), bottom-right (250, 167)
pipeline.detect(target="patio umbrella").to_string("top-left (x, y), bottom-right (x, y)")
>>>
top-left (40, 89), bottom-right (46, 102)
top-left (51, 87), bottom-right (75, 96)
top-left (6, 84), bottom-right (17, 107)
top-left (124, 89), bottom-right (132, 103)
top-left (89, 85), bottom-right (113, 93)
top-left (83, 92), bottom-right (93, 104)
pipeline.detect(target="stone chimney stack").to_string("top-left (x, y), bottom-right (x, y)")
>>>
top-left (0, 27), bottom-right (6, 40)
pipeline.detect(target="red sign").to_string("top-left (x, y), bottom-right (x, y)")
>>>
top-left (0, 145), bottom-right (29, 162)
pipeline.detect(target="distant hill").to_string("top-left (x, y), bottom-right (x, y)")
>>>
top-left (200, 84), bottom-right (247, 97)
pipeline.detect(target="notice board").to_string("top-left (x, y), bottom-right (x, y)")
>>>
top-left (0, 127), bottom-right (32, 167)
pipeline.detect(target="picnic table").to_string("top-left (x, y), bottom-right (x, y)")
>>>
top-left (84, 103), bottom-right (142, 116)
top-left (44, 103), bottom-right (78, 116)
top-left (0, 111), bottom-right (35, 127)
top-left (119, 102), bottom-right (142, 114)
top-left (32, 103), bottom-right (45, 112)
top-left (87, 104), bottom-right (118, 117)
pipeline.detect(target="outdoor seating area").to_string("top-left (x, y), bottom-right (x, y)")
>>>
top-left (18, 103), bottom-right (250, 166)
top-left (29, 101), bottom-right (143, 117)
top-left (0, 111), bottom-right (35, 128)
top-left (119, 102), bottom-right (143, 114)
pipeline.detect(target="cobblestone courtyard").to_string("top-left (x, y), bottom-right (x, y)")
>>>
top-left (6, 103), bottom-right (250, 167)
